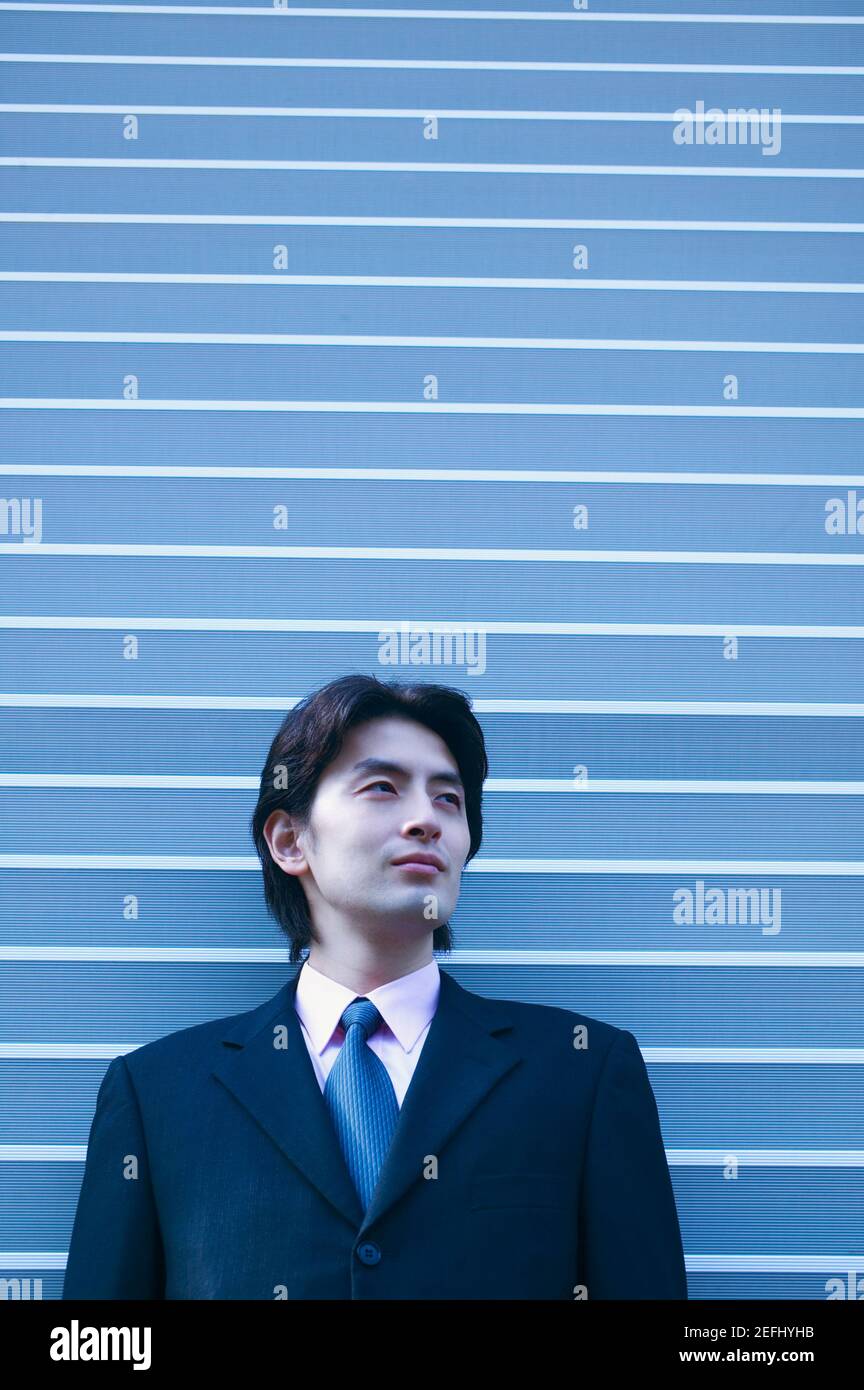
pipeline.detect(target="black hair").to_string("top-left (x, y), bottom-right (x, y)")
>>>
top-left (249, 673), bottom-right (488, 962)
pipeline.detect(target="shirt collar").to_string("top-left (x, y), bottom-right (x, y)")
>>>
top-left (294, 956), bottom-right (441, 1056)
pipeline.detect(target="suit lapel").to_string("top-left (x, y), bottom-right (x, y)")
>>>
top-left (362, 967), bottom-right (522, 1230)
top-left (212, 968), bottom-right (365, 1229)
top-left (211, 965), bottom-right (522, 1233)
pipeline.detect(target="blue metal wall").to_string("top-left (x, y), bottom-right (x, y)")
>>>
top-left (1, 0), bottom-right (862, 1301)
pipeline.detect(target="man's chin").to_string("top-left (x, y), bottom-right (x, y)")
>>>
top-left (367, 901), bottom-right (449, 932)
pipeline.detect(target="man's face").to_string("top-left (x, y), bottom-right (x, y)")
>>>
top-left (265, 715), bottom-right (472, 948)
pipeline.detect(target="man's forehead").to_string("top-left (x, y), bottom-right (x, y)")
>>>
top-left (330, 717), bottom-right (460, 778)
top-left (347, 756), bottom-right (463, 788)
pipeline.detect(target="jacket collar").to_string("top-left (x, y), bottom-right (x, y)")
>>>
top-left (212, 965), bottom-right (521, 1232)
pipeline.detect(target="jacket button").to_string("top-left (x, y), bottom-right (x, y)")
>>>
top-left (356, 1242), bottom-right (382, 1266)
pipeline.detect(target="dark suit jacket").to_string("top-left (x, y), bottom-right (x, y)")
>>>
top-left (62, 966), bottom-right (688, 1300)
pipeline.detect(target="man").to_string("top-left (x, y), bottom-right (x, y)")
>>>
top-left (63, 673), bottom-right (688, 1300)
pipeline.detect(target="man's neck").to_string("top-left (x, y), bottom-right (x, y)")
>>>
top-left (305, 947), bottom-right (434, 996)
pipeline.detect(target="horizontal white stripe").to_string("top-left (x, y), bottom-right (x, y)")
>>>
top-left (0, 695), bottom-right (860, 715)
top-left (1, 213), bottom-right (860, 233)
top-left (1, 618), bottom-right (860, 636)
top-left (648, 1048), bottom-right (864, 1063)
top-left (3, 159), bottom-right (861, 183)
top-left (1, 104), bottom-right (861, 124)
top-left (3, 542), bottom-right (862, 563)
top-left (477, 860), bottom-right (864, 875)
top-left (0, 1044), bottom-right (143, 1057)
top-left (2, 55), bottom-right (862, 75)
top-left (6, 332), bottom-right (864, 355)
top-left (1, 948), bottom-right (862, 966)
top-left (2, 5), bottom-right (862, 25)
top-left (2, 160), bottom-right (860, 180)
top-left (2, 774), bottom-right (862, 794)
top-left (1, 855), bottom-right (861, 873)
top-left (2, 465), bottom-right (863, 487)
top-left (0, 1253), bottom-right (861, 1273)
top-left (687, 1255), bottom-right (864, 1271)
top-left (2, 1145), bottom-right (863, 1167)
top-left (1, 1042), bottom-right (862, 1062)
top-left (5, 270), bottom-right (864, 289)
top-left (488, 779), bottom-right (864, 794)
top-left (5, 402), bottom-right (863, 420)
top-left (669, 1151), bottom-right (864, 1166)
top-left (0, 1146), bottom-right (89, 1161)
top-left (0, 1253), bottom-right (67, 1268)
top-left (1, 946), bottom-right (290, 961)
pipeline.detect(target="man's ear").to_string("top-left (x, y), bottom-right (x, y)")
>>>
top-left (262, 809), bottom-right (309, 877)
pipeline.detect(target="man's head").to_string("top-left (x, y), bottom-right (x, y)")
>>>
top-left (250, 674), bottom-right (488, 965)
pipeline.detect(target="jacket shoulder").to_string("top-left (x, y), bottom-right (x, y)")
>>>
top-left (119, 983), bottom-right (286, 1078)
top-left (444, 970), bottom-right (629, 1052)
top-left (505, 996), bottom-right (628, 1054)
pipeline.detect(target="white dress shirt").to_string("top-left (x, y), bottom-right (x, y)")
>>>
top-left (293, 956), bottom-right (441, 1108)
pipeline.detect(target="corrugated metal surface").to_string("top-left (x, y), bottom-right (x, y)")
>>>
top-left (1, 0), bottom-right (862, 1301)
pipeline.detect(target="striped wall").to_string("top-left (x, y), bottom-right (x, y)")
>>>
top-left (1, 0), bottom-right (863, 1301)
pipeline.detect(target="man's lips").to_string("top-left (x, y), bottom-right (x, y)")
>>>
top-left (391, 853), bottom-right (444, 873)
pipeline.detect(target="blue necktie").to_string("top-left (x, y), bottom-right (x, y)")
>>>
top-left (324, 997), bottom-right (400, 1214)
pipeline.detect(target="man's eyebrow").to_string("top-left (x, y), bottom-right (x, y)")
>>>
top-left (349, 758), bottom-right (464, 790)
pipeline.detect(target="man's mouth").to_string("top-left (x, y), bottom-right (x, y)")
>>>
top-left (391, 852), bottom-right (444, 875)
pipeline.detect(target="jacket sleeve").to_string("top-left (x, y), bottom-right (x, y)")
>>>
top-left (578, 1028), bottom-right (688, 1299)
top-left (63, 1055), bottom-right (165, 1300)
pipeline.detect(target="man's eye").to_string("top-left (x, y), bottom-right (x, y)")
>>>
top-left (365, 781), bottom-right (461, 808)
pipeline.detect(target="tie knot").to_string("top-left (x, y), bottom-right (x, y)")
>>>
top-left (339, 997), bottom-right (383, 1041)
